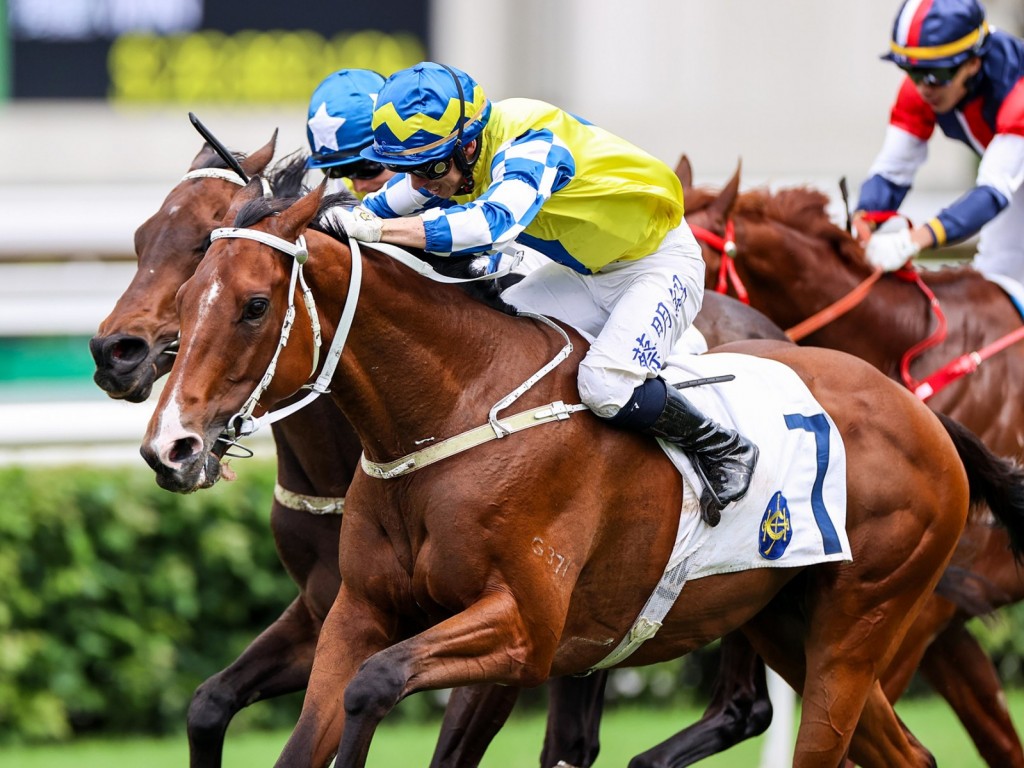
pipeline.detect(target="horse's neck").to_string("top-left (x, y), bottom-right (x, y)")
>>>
top-left (743, 222), bottom-right (937, 367)
top-left (312, 247), bottom-right (522, 461)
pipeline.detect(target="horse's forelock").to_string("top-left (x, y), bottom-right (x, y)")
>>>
top-left (234, 196), bottom-right (294, 228)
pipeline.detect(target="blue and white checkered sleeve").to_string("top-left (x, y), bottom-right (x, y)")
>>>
top-left (422, 129), bottom-right (575, 256)
top-left (362, 174), bottom-right (439, 218)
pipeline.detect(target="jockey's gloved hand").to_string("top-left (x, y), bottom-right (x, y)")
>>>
top-left (864, 228), bottom-right (920, 272)
top-left (332, 206), bottom-right (383, 243)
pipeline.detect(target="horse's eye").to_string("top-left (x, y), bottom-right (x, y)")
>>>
top-left (242, 298), bottom-right (270, 321)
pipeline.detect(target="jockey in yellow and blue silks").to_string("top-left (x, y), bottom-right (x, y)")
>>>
top-left (334, 61), bottom-right (757, 523)
top-left (304, 69), bottom-right (402, 199)
top-left (857, 0), bottom-right (1024, 282)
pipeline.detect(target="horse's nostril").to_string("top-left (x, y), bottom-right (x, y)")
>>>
top-left (91, 335), bottom-right (151, 370)
top-left (168, 436), bottom-right (202, 464)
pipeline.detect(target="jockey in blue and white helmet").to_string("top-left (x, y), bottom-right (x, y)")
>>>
top-left (305, 69), bottom-right (395, 196)
top-left (856, 0), bottom-right (1024, 285)
top-left (333, 61), bottom-right (757, 525)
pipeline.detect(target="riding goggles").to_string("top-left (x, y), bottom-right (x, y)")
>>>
top-left (900, 63), bottom-right (962, 86)
top-left (324, 159), bottom-right (385, 180)
top-left (382, 155), bottom-right (455, 181)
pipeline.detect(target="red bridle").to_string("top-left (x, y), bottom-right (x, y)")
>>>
top-left (689, 220), bottom-right (749, 305)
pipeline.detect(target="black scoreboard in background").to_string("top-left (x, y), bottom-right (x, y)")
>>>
top-left (9, 0), bottom-right (429, 101)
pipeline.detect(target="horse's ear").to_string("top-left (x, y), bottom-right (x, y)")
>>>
top-left (221, 177), bottom-right (265, 224)
top-left (675, 155), bottom-right (693, 191)
top-left (709, 159), bottom-right (742, 221)
top-left (275, 182), bottom-right (326, 239)
top-left (188, 142), bottom-right (220, 171)
top-left (241, 129), bottom-right (278, 177)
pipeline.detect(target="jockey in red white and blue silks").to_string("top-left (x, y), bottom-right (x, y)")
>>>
top-left (335, 61), bottom-right (757, 522)
top-left (856, 0), bottom-right (1024, 282)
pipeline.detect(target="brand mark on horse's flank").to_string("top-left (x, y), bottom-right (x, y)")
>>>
top-left (759, 491), bottom-right (792, 560)
top-left (532, 536), bottom-right (572, 577)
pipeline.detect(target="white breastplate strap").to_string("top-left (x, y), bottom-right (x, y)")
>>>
top-left (181, 168), bottom-right (273, 197)
top-left (360, 401), bottom-right (589, 480)
top-left (273, 483), bottom-right (346, 515)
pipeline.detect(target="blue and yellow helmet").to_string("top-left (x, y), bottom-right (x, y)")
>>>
top-left (360, 62), bottom-right (491, 167)
top-left (305, 69), bottom-right (387, 170)
top-left (884, 0), bottom-right (989, 69)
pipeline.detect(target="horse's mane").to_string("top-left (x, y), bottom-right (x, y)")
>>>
top-left (736, 187), bottom-right (868, 268)
top-left (195, 145), bottom-right (248, 171)
top-left (265, 150), bottom-right (312, 199)
top-left (233, 191), bottom-right (519, 316)
top-left (684, 184), bottom-right (865, 267)
top-left (691, 184), bottom-right (974, 286)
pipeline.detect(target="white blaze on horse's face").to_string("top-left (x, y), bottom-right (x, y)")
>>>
top-left (145, 276), bottom-right (223, 466)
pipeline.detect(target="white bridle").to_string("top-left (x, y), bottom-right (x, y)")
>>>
top-left (180, 167), bottom-right (273, 198)
top-left (203, 224), bottom-right (584, 470)
top-left (207, 227), bottom-right (348, 443)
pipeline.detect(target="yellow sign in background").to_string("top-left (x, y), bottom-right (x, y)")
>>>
top-left (109, 29), bottom-right (425, 103)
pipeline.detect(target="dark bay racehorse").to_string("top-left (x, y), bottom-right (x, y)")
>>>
top-left (139, 179), bottom-right (1023, 768)
top-left (89, 139), bottom-right (785, 768)
top-left (681, 157), bottom-right (1024, 767)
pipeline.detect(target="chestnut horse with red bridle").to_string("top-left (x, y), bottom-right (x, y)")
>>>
top-left (681, 156), bottom-right (1024, 767)
top-left (139, 178), bottom-right (1024, 768)
top-left (89, 137), bottom-right (785, 768)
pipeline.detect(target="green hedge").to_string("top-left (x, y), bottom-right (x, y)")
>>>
top-left (2, 461), bottom-right (1021, 744)
top-left (0, 461), bottom-right (300, 743)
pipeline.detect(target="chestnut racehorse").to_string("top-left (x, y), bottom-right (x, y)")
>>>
top-left (139, 179), bottom-right (1022, 767)
top-left (89, 139), bottom-right (785, 768)
top-left (681, 157), bottom-right (1024, 767)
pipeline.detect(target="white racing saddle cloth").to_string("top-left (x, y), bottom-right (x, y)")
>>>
top-left (593, 351), bottom-right (851, 669)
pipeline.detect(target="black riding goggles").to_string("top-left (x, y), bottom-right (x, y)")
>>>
top-left (382, 155), bottom-right (455, 181)
top-left (900, 63), bottom-right (962, 86)
top-left (323, 159), bottom-right (385, 180)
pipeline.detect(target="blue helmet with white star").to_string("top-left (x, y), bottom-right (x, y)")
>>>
top-left (360, 62), bottom-right (491, 167)
top-left (305, 69), bottom-right (386, 170)
top-left (884, 0), bottom-right (989, 69)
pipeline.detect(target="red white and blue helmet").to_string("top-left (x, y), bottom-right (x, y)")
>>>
top-left (305, 69), bottom-right (386, 170)
top-left (885, 0), bottom-right (990, 69)
top-left (360, 62), bottom-right (491, 168)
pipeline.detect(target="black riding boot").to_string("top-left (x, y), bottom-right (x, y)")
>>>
top-left (645, 385), bottom-right (758, 526)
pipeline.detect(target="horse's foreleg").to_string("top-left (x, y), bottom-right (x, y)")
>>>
top-left (919, 622), bottom-right (1024, 768)
top-left (337, 590), bottom-right (559, 768)
top-left (877, 593), bottom-right (958, 703)
top-left (628, 632), bottom-right (771, 768)
top-left (540, 672), bottom-right (609, 768)
top-left (188, 595), bottom-right (317, 768)
top-left (846, 682), bottom-right (936, 768)
top-left (429, 684), bottom-right (521, 768)
top-left (275, 584), bottom-right (395, 768)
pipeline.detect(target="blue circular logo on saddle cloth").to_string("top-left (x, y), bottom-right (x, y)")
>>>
top-left (759, 491), bottom-right (792, 560)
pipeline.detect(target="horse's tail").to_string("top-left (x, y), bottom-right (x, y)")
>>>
top-left (937, 411), bottom-right (1024, 561)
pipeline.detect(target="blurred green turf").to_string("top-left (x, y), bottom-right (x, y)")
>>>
top-left (7, 689), bottom-right (1024, 767)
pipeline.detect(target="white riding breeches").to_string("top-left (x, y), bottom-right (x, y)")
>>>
top-left (501, 221), bottom-right (706, 417)
top-left (972, 181), bottom-right (1024, 283)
